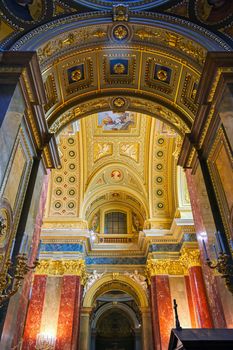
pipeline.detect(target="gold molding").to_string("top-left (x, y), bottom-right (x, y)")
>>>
top-left (35, 259), bottom-right (87, 284)
top-left (208, 67), bottom-right (233, 103)
top-left (146, 247), bottom-right (201, 280)
top-left (180, 247), bottom-right (201, 269)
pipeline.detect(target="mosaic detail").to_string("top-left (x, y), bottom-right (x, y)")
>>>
top-left (85, 257), bottom-right (147, 265)
top-left (3, 0), bottom-right (46, 23)
top-left (40, 243), bottom-right (84, 252)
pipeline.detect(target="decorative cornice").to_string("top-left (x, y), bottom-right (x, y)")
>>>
top-left (146, 247), bottom-right (201, 280)
top-left (36, 259), bottom-right (87, 284)
top-left (146, 259), bottom-right (186, 280)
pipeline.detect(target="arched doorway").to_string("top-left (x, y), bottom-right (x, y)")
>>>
top-left (81, 273), bottom-right (151, 350)
top-left (91, 291), bottom-right (142, 350)
top-left (96, 308), bottom-right (134, 350)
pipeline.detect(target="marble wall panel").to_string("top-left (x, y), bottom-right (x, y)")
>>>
top-left (22, 275), bottom-right (47, 349)
top-left (56, 276), bottom-right (80, 350)
top-left (169, 276), bottom-right (191, 328)
top-left (40, 276), bottom-right (62, 338)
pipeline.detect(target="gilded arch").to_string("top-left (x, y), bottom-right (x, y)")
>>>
top-left (10, 12), bottom-right (230, 135)
top-left (83, 274), bottom-right (148, 308)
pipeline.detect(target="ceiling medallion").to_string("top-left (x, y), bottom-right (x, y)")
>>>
top-left (112, 97), bottom-right (126, 109)
top-left (71, 69), bottom-right (82, 82)
top-left (111, 170), bottom-right (122, 182)
top-left (156, 69), bottom-right (168, 81)
top-left (113, 63), bottom-right (126, 74)
top-left (112, 24), bottom-right (129, 41)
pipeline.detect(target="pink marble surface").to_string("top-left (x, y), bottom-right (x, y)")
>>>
top-left (55, 276), bottom-right (80, 350)
top-left (189, 266), bottom-right (213, 328)
top-left (150, 277), bottom-right (162, 350)
top-left (155, 275), bottom-right (174, 350)
top-left (184, 276), bottom-right (197, 328)
top-left (10, 273), bottom-right (32, 348)
top-left (22, 275), bottom-right (47, 349)
top-left (186, 169), bottom-right (226, 328)
top-left (71, 278), bottom-right (82, 350)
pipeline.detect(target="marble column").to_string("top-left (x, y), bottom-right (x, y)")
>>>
top-left (141, 307), bottom-right (153, 350)
top-left (22, 275), bottom-right (47, 349)
top-left (150, 279), bottom-right (161, 350)
top-left (71, 280), bottom-right (82, 350)
top-left (55, 276), bottom-right (82, 350)
top-left (150, 276), bottom-right (173, 350)
top-left (188, 265), bottom-right (213, 328)
top-left (181, 248), bottom-right (213, 328)
top-left (186, 169), bottom-right (226, 327)
top-left (79, 307), bottom-right (92, 350)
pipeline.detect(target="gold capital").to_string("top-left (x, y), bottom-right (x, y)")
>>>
top-left (36, 259), bottom-right (87, 285)
top-left (180, 248), bottom-right (201, 269)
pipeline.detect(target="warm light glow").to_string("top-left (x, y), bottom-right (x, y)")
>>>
top-left (36, 332), bottom-right (56, 350)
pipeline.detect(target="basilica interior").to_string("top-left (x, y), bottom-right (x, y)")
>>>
top-left (0, 1), bottom-right (233, 350)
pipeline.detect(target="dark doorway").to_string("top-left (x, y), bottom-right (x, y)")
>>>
top-left (96, 309), bottom-right (134, 350)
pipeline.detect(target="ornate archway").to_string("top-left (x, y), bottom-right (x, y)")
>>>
top-left (80, 273), bottom-right (151, 350)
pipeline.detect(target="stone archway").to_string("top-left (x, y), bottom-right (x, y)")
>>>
top-left (80, 273), bottom-right (152, 350)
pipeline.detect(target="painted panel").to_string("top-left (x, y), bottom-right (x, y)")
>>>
top-left (3, 142), bottom-right (26, 209)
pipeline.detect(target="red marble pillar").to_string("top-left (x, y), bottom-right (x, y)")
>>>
top-left (55, 276), bottom-right (82, 350)
top-left (71, 280), bottom-right (82, 350)
top-left (22, 275), bottom-right (47, 349)
top-left (184, 276), bottom-right (196, 328)
top-left (10, 173), bottom-right (50, 349)
top-left (150, 277), bottom-right (161, 350)
top-left (150, 275), bottom-right (173, 350)
top-left (188, 266), bottom-right (213, 328)
top-left (185, 169), bottom-right (226, 327)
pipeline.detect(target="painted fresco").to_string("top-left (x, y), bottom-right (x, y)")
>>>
top-left (98, 111), bottom-right (135, 131)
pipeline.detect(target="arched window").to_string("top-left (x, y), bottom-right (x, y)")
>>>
top-left (104, 212), bottom-right (127, 234)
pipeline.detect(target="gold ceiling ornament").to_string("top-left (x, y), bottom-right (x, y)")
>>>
top-left (180, 248), bottom-right (201, 269)
top-left (113, 63), bottom-right (126, 74)
top-left (36, 259), bottom-right (87, 285)
top-left (113, 4), bottom-right (129, 22)
top-left (113, 25), bottom-right (129, 41)
top-left (112, 97), bottom-right (126, 108)
top-left (71, 68), bottom-right (82, 82)
top-left (156, 69), bottom-right (168, 81)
